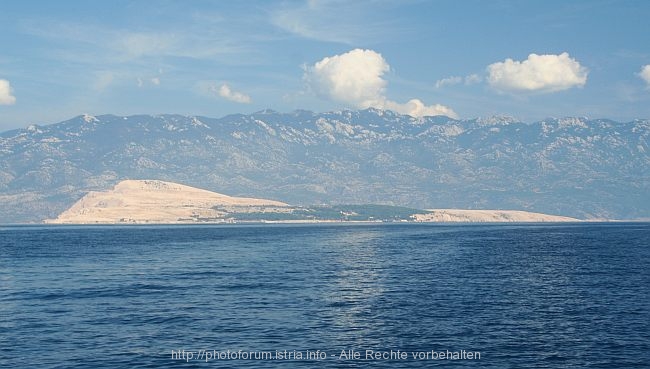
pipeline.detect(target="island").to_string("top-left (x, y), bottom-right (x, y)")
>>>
top-left (45, 180), bottom-right (579, 224)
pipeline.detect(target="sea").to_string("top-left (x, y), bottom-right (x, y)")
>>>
top-left (1, 223), bottom-right (649, 368)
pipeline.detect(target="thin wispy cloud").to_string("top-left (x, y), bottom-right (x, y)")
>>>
top-left (21, 19), bottom-right (251, 64)
top-left (270, 0), bottom-right (403, 44)
top-left (137, 76), bottom-right (162, 88)
top-left (93, 71), bottom-right (115, 92)
top-left (115, 32), bottom-right (177, 59)
top-left (17, 16), bottom-right (258, 98)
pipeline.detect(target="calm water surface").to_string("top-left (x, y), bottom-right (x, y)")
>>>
top-left (1, 223), bottom-right (649, 368)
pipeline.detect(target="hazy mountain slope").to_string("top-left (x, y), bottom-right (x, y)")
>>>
top-left (1, 109), bottom-right (648, 223)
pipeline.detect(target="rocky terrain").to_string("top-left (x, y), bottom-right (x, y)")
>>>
top-left (46, 179), bottom-right (288, 224)
top-left (1, 109), bottom-right (648, 223)
top-left (46, 179), bottom-right (578, 224)
top-left (411, 209), bottom-right (578, 223)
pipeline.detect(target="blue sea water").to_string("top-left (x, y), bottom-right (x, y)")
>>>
top-left (1, 223), bottom-right (649, 368)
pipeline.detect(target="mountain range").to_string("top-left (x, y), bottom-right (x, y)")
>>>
top-left (1, 108), bottom-right (648, 223)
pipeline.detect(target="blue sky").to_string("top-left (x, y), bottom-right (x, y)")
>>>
top-left (1, 0), bottom-right (649, 130)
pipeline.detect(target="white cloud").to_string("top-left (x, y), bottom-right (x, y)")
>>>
top-left (464, 74), bottom-right (482, 85)
top-left (435, 74), bottom-right (482, 88)
top-left (215, 83), bottom-right (251, 104)
top-left (0, 79), bottom-right (16, 105)
top-left (24, 21), bottom-right (249, 66)
top-left (435, 76), bottom-right (462, 89)
top-left (639, 65), bottom-right (650, 87)
top-left (304, 49), bottom-right (388, 108)
top-left (304, 49), bottom-right (457, 118)
top-left (487, 52), bottom-right (588, 93)
top-left (383, 99), bottom-right (458, 119)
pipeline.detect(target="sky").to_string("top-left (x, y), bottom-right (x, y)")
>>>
top-left (1, 0), bottom-right (650, 131)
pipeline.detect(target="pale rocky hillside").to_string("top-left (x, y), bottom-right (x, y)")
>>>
top-left (412, 209), bottom-right (578, 222)
top-left (46, 180), bottom-right (288, 224)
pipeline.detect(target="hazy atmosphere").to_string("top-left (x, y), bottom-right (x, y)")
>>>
top-left (3, 2), bottom-right (650, 368)
top-left (1, 0), bottom-right (650, 130)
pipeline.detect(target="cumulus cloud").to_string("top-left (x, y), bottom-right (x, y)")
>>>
top-left (639, 65), bottom-right (650, 87)
top-left (487, 52), bottom-right (588, 93)
top-left (304, 49), bottom-right (387, 107)
top-left (464, 74), bottom-right (482, 85)
top-left (383, 99), bottom-right (458, 119)
top-left (0, 79), bottom-right (16, 105)
top-left (435, 74), bottom-right (482, 88)
top-left (304, 49), bottom-right (457, 118)
top-left (435, 76), bottom-right (462, 89)
top-left (215, 83), bottom-right (251, 104)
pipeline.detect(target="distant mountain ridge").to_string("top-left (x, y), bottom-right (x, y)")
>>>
top-left (1, 109), bottom-right (648, 223)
